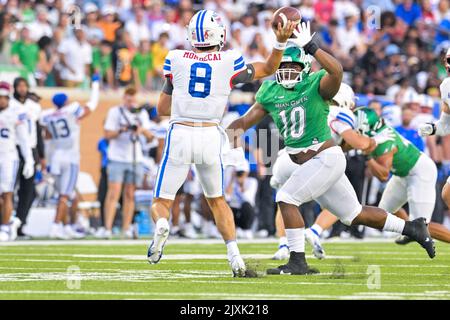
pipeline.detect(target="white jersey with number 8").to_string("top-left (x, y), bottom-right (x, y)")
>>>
top-left (164, 49), bottom-right (247, 124)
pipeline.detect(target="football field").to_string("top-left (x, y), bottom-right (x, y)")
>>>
top-left (0, 239), bottom-right (449, 300)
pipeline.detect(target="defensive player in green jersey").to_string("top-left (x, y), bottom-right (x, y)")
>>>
top-left (227, 22), bottom-right (435, 275)
top-left (355, 107), bottom-right (450, 244)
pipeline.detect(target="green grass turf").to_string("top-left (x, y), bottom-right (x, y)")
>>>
top-left (0, 240), bottom-right (449, 300)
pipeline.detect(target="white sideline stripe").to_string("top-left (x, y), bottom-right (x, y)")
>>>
top-left (0, 290), bottom-right (447, 300)
top-left (0, 238), bottom-right (398, 246)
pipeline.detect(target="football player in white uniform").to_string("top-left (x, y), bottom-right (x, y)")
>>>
top-left (270, 83), bottom-right (396, 260)
top-left (10, 77), bottom-right (43, 236)
top-left (148, 9), bottom-right (296, 277)
top-left (40, 75), bottom-right (99, 239)
top-left (0, 82), bottom-right (34, 241)
top-left (419, 48), bottom-right (450, 210)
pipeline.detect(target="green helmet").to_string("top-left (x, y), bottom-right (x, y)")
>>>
top-left (354, 107), bottom-right (385, 137)
top-left (275, 45), bottom-right (312, 89)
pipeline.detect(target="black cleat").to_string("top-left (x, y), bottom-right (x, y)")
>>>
top-left (266, 252), bottom-right (320, 275)
top-left (395, 235), bottom-right (414, 245)
top-left (402, 218), bottom-right (435, 259)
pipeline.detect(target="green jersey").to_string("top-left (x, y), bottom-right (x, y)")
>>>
top-left (132, 52), bottom-right (154, 86)
top-left (11, 41), bottom-right (39, 73)
top-left (255, 69), bottom-right (330, 149)
top-left (92, 48), bottom-right (112, 77)
top-left (371, 125), bottom-right (421, 177)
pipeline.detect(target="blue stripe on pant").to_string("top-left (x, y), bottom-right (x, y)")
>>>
top-left (217, 127), bottom-right (224, 196)
top-left (154, 124), bottom-right (174, 198)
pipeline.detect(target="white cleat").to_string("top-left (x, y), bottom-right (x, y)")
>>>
top-left (272, 245), bottom-right (290, 260)
top-left (205, 222), bottom-right (222, 239)
top-left (148, 224), bottom-right (169, 264)
top-left (229, 255), bottom-right (247, 277)
top-left (64, 225), bottom-right (85, 239)
top-left (123, 226), bottom-right (138, 239)
top-left (305, 228), bottom-right (326, 260)
top-left (49, 223), bottom-right (69, 240)
top-left (9, 217), bottom-right (22, 241)
top-left (180, 223), bottom-right (198, 239)
top-left (0, 225), bottom-right (10, 242)
top-left (94, 227), bottom-right (112, 239)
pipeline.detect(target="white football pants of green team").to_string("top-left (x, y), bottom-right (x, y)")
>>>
top-left (379, 153), bottom-right (437, 223)
top-left (272, 146), bottom-right (362, 226)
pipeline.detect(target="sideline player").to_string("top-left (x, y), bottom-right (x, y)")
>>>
top-left (148, 9), bottom-right (296, 277)
top-left (0, 82), bottom-right (34, 241)
top-left (227, 24), bottom-right (435, 275)
top-left (419, 48), bottom-right (450, 209)
top-left (40, 75), bottom-right (99, 239)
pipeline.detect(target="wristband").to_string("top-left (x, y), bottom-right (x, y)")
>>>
top-left (274, 41), bottom-right (287, 50)
top-left (304, 38), bottom-right (319, 55)
top-left (430, 123), bottom-right (437, 135)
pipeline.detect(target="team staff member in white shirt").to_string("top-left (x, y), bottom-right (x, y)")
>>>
top-left (10, 77), bottom-right (45, 236)
top-left (102, 87), bottom-right (154, 239)
top-left (0, 82), bottom-right (34, 241)
top-left (58, 27), bottom-right (92, 88)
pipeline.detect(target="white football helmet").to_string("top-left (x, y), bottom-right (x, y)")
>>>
top-left (187, 10), bottom-right (226, 49)
top-left (419, 94), bottom-right (434, 109)
top-left (332, 83), bottom-right (356, 109)
top-left (401, 90), bottom-right (420, 106)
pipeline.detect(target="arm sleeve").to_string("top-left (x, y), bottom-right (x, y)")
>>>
top-left (86, 80), bottom-right (100, 111)
top-left (231, 64), bottom-right (255, 86)
top-left (161, 77), bottom-right (173, 95)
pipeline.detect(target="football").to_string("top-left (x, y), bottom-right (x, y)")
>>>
top-left (272, 6), bottom-right (302, 31)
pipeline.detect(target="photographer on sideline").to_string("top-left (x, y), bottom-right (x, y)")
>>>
top-left (100, 87), bottom-right (154, 239)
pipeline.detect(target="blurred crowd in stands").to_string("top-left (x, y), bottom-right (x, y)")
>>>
top-left (1, 0), bottom-right (450, 240)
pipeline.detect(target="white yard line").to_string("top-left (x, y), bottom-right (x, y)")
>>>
top-left (0, 269), bottom-right (448, 288)
top-left (0, 290), bottom-right (447, 300)
top-left (0, 252), bottom-right (445, 261)
top-left (0, 253), bottom-right (355, 260)
top-left (1, 258), bottom-right (448, 269)
top-left (0, 267), bottom-right (445, 277)
top-left (0, 238), bottom-right (398, 246)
